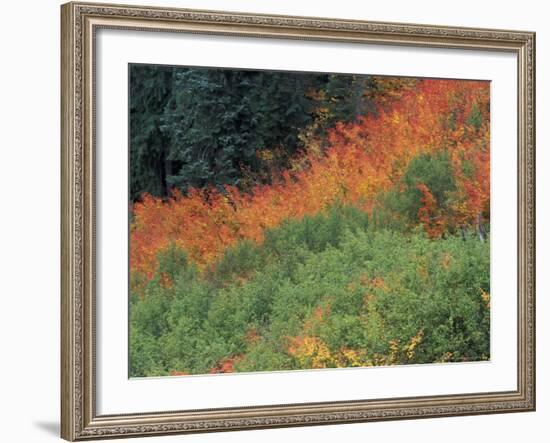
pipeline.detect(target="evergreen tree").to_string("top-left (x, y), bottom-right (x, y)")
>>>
top-left (161, 68), bottom-right (327, 192)
top-left (129, 65), bottom-right (176, 200)
top-left (129, 65), bottom-right (389, 200)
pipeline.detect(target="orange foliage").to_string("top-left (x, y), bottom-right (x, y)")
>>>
top-left (244, 327), bottom-right (261, 344)
top-left (480, 288), bottom-right (490, 309)
top-left (130, 79), bottom-right (489, 279)
top-left (208, 355), bottom-right (243, 374)
top-left (327, 78), bottom-right (490, 234)
top-left (169, 370), bottom-right (189, 376)
top-left (417, 183), bottom-right (445, 238)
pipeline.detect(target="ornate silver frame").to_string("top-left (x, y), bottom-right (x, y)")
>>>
top-left (61, 2), bottom-right (536, 440)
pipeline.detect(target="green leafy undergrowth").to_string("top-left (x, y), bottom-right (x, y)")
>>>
top-left (130, 205), bottom-right (489, 377)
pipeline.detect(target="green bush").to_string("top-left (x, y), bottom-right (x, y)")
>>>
top-left (374, 150), bottom-right (456, 231)
top-left (130, 205), bottom-right (489, 377)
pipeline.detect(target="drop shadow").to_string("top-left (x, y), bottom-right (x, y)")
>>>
top-left (33, 421), bottom-right (59, 437)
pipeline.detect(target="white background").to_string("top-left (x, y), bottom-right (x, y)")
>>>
top-left (0, 0), bottom-right (546, 442)
top-left (96, 29), bottom-right (517, 414)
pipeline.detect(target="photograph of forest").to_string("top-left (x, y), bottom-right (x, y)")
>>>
top-left (129, 64), bottom-right (490, 377)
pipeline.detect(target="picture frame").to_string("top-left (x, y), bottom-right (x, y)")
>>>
top-left (61, 1), bottom-right (536, 440)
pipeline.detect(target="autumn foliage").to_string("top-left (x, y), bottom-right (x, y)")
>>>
top-left (129, 76), bottom-right (491, 377)
top-left (130, 79), bottom-right (489, 279)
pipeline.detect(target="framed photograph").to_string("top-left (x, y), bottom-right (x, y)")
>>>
top-left (61, 1), bottom-right (535, 440)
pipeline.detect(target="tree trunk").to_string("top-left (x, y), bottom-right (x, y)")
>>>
top-left (163, 153), bottom-right (173, 196)
top-left (477, 212), bottom-right (487, 242)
